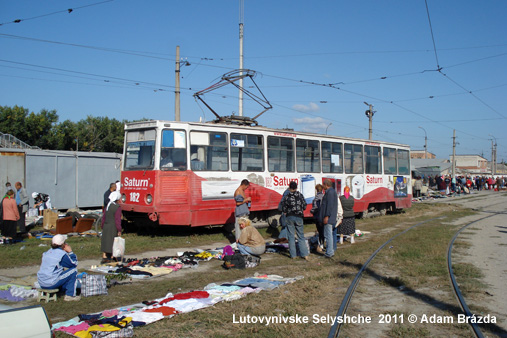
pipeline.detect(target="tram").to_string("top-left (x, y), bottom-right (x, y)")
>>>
top-left (119, 119), bottom-right (411, 227)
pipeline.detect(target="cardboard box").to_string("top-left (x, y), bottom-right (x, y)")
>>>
top-left (42, 209), bottom-right (58, 230)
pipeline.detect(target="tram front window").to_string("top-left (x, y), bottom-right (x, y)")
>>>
top-left (125, 129), bottom-right (156, 170)
top-left (160, 130), bottom-right (187, 171)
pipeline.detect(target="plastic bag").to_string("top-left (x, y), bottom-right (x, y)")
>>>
top-left (112, 237), bottom-right (125, 258)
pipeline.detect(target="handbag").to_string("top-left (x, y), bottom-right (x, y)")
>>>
top-left (112, 237), bottom-right (125, 258)
top-left (81, 274), bottom-right (108, 297)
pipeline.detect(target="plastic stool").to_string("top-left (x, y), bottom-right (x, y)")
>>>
top-left (37, 288), bottom-right (59, 303)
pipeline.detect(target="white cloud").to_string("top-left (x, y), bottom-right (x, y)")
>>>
top-left (293, 116), bottom-right (331, 133)
top-left (292, 102), bottom-right (320, 113)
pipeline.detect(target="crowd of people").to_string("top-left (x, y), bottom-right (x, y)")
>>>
top-left (233, 178), bottom-right (356, 261)
top-left (413, 175), bottom-right (506, 196)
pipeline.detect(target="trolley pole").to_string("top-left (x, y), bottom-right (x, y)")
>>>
top-left (175, 45), bottom-right (181, 121)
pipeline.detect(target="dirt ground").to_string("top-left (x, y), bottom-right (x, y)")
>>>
top-left (342, 191), bottom-right (507, 338)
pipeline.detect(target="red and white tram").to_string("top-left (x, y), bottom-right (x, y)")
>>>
top-left (119, 120), bottom-right (411, 227)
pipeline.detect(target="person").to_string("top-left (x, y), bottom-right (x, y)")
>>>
top-left (237, 217), bottom-right (265, 256)
top-left (413, 176), bottom-right (423, 198)
top-left (103, 182), bottom-right (116, 208)
top-left (1, 189), bottom-right (20, 238)
top-left (160, 149), bottom-right (173, 168)
top-left (310, 184), bottom-right (324, 253)
top-left (15, 182), bottom-right (29, 232)
top-left (37, 234), bottom-right (80, 301)
top-left (5, 182), bottom-right (13, 195)
top-left (318, 179), bottom-right (338, 258)
top-left (281, 181), bottom-right (309, 260)
top-left (101, 191), bottom-right (122, 263)
top-left (234, 179), bottom-right (251, 241)
top-left (32, 192), bottom-right (51, 215)
top-left (338, 186), bottom-right (355, 244)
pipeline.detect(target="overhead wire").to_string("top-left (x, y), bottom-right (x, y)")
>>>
top-left (0, 0), bottom-right (115, 26)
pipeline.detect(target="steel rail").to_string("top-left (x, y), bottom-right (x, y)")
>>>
top-left (328, 216), bottom-right (444, 338)
top-left (446, 214), bottom-right (497, 338)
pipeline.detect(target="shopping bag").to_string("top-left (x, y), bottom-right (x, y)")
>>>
top-left (112, 237), bottom-right (125, 258)
top-left (81, 274), bottom-right (108, 297)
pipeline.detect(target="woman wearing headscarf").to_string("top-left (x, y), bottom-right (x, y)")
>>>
top-left (338, 186), bottom-right (355, 244)
top-left (101, 191), bottom-right (122, 263)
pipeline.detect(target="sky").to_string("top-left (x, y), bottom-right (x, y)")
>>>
top-left (1, 0), bottom-right (506, 162)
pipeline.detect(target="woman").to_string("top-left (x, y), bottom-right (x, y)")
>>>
top-left (101, 191), bottom-right (122, 263)
top-left (338, 186), bottom-right (355, 244)
top-left (2, 189), bottom-right (20, 238)
top-left (234, 179), bottom-right (251, 241)
top-left (237, 217), bottom-right (265, 256)
top-left (37, 234), bottom-right (80, 301)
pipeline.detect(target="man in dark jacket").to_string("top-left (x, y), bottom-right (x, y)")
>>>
top-left (103, 183), bottom-right (116, 208)
top-left (281, 181), bottom-right (308, 260)
top-left (318, 179), bottom-right (338, 258)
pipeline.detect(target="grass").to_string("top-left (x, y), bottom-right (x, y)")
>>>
top-left (0, 202), bottom-right (498, 337)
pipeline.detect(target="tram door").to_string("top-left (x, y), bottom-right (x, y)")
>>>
top-left (322, 177), bottom-right (342, 195)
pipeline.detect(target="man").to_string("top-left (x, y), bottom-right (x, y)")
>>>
top-left (281, 181), bottom-right (309, 260)
top-left (103, 183), bottom-right (116, 208)
top-left (15, 182), bottom-right (29, 232)
top-left (318, 179), bottom-right (338, 258)
top-left (37, 234), bottom-right (80, 301)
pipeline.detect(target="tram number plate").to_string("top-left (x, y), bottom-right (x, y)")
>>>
top-left (130, 192), bottom-right (140, 202)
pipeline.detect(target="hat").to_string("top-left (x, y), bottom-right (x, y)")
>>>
top-left (32, 192), bottom-right (38, 198)
top-left (109, 191), bottom-right (121, 202)
top-left (52, 234), bottom-right (65, 246)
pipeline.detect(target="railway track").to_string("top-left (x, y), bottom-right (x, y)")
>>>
top-left (327, 211), bottom-right (501, 338)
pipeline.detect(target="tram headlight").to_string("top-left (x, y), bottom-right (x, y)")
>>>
top-left (146, 194), bottom-right (153, 204)
top-left (121, 194), bottom-right (126, 203)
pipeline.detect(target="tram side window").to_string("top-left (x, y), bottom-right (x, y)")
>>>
top-left (365, 145), bottom-right (382, 174)
top-left (296, 139), bottom-right (320, 173)
top-left (267, 136), bottom-right (294, 172)
top-left (160, 130), bottom-right (187, 171)
top-left (322, 141), bottom-right (343, 173)
top-left (231, 134), bottom-right (264, 171)
top-left (190, 131), bottom-right (228, 171)
top-left (383, 147), bottom-right (397, 174)
top-left (397, 149), bottom-right (410, 175)
top-left (344, 143), bottom-right (364, 174)
top-left (125, 130), bottom-right (156, 170)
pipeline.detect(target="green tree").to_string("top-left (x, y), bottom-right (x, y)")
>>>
top-left (0, 105), bottom-right (30, 141)
top-left (75, 116), bottom-right (124, 153)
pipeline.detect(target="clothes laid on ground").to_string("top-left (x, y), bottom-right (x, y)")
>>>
top-left (52, 273), bottom-right (303, 338)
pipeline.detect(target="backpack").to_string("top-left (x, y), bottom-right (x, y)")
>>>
top-left (222, 253), bottom-right (246, 269)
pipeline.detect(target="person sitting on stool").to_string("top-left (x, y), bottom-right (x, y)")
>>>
top-left (37, 234), bottom-right (80, 301)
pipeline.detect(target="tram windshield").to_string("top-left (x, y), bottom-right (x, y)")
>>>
top-left (125, 129), bottom-right (156, 170)
top-left (160, 129), bottom-right (187, 171)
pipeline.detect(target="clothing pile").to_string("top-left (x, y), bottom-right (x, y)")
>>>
top-left (89, 250), bottom-right (221, 279)
top-left (0, 284), bottom-right (38, 301)
top-left (53, 273), bottom-right (303, 338)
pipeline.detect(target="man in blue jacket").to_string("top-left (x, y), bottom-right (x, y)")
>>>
top-left (37, 234), bottom-right (80, 301)
top-left (318, 179), bottom-right (338, 258)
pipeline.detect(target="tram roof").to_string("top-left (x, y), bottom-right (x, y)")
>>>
top-left (124, 119), bottom-right (410, 149)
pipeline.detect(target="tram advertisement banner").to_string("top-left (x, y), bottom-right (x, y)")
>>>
top-left (394, 176), bottom-right (408, 198)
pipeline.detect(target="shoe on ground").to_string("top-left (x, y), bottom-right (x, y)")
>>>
top-left (64, 295), bottom-right (81, 302)
top-left (303, 256), bottom-right (310, 261)
top-left (324, 255), bottom-right (334, 259)
top-left (316, 246), bottom-right (324, 254)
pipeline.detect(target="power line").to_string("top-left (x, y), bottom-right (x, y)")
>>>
top-left (424, 0), bottom-right (441, 70)
top-left (0, 0), bottom-right (114, 26)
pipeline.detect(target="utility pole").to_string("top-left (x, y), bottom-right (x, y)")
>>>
top-left (364, 102), bottom-right (375, 140)
top-left (419, 126), bottom-right (427, 159)
top-left (489, 134), bottom-right (497, 175)
top-left (452, 129), bottom-right (456, 178)
top-left (175, 45), bottom-right (181, 121)
top-left (238, 0), bottom-right (244, 116)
